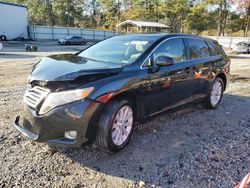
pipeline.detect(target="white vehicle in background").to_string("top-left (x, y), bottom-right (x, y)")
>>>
top-left (0, 2), bottom-right (28, 41)
top-left (233, 42), bottom-right (250, 53)
top-left (0, 42), bottom-right (3, 51)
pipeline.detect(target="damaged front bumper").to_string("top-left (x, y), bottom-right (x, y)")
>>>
top-left (13, 99), bottom-right (101, 146)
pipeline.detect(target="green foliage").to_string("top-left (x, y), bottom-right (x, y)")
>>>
top-left (185, 3), bottom-right (210, 34)
top-left (99, 0), bottom-right (120, 29)
top-left (3, 0), bottom-right (250, 36)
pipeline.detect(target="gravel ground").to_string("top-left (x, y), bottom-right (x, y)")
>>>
top-left (0, 42), bottom-right (249, 188)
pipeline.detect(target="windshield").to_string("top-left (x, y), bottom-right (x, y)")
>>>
top-left (78, 36), bottom-right (155, 64)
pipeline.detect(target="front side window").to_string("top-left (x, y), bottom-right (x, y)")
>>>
top-left (152, 38), bottom-right (186, 64)
top-left (78, 36), bottom-right (155, 65)
top-left (186, 38), bottom-right (210, 59)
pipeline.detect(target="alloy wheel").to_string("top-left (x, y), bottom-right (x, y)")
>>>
top-left (210, 80), bottom-right (223, 106)
top-left (111, 105), bottom-right (133, 146)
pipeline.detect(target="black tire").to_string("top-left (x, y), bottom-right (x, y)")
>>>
top-left (0, 35), bottom-right (7, 41)
top-left (82, 41), bottom-right (87, 45)
top-left (204, 77), bottom-right (224, 109)
top-left (66, 41), bottom-right (70, 45)
top-left (95, 99), bottom-right (135, 152)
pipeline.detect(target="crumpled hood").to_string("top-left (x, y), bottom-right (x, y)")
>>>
top-left (29, 54), bottom-right (123, 82)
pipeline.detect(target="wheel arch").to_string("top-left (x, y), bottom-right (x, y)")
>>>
top-left (108, 90), bottom-right (141, 122)
top-left (216, 73), bottom-right (227, 91)
top-left (85, 90), bottom-right (144, 143)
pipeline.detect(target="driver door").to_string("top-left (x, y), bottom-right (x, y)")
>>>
top-left (146, 38), bottom-right (196, 114)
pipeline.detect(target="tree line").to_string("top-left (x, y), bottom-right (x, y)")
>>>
top-left (5, 0), bottom-right (250, 36)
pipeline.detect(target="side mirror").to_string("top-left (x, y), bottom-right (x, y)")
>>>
top-left (155, 56), bottom-right (174, 66)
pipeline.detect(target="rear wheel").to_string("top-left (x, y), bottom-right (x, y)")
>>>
top-left (205, 77), bottom-right (224, 109)
top-left (95, 99), bottom-right (135, 152)
top-left (0, 35), bottom-right (7, 41)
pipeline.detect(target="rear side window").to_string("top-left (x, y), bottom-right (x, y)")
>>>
top-left (206, 41), bottom-right (218, 56)
top-left (152, 38), bottom-right (186, 63)
top-left (207, 41), bottom-right (225, 56)
top-left (186, 38), bottom-right (210, 59)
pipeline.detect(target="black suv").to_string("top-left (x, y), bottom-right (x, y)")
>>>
top-left (14, 34), bottom-right (230, 152)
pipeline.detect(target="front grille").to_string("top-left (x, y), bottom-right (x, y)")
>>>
top-left (23, 86), bottom-right (50, 109)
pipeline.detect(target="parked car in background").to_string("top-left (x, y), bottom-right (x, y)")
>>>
top-left (232, 42), bottom-right (250, 53)
top-left (14, 34), bottom-right (230, 152)
top-left (58, 36), bottom-right (87, 45)
top-left (0, 42), bottom-right (3, 51)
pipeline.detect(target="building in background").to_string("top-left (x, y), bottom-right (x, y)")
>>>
top-left (0, 1), bottom-right (28, 40)
top-left (116, 20), bottom-right (169, 33)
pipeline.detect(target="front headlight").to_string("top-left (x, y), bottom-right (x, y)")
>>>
top-left (39, 87), bottom-right (94, 115)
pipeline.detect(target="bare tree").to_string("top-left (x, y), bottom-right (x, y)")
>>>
top-left (231, 0), bottom-right (250, 36)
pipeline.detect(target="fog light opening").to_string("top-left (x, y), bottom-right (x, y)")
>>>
top-left (64, 131), bottom-right (77, 140)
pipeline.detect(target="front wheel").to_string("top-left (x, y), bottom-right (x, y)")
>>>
top-left (205, 77), bottom-right (224, 109)
top-left (95, 99), bottom-right (135, 152)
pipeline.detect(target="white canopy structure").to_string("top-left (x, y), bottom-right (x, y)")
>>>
top-left (116, 20), bottom-right (169, 33)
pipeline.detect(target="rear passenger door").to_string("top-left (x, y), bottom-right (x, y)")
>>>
top-left (184, 38), bottom-right (212, 95)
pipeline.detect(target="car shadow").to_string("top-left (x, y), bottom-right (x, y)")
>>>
top-left (53, 93), bottom-right (250, 186)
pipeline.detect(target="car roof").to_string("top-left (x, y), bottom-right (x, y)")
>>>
top-left (112, 33), bottom-right (211, 42)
